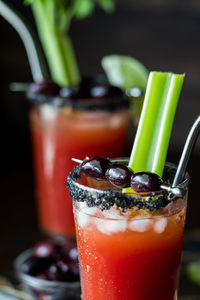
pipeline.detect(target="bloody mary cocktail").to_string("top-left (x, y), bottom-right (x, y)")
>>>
top-left (67, 162), bottom-right (188, 300)
top-left (30, 96), bottom-right (131, 238)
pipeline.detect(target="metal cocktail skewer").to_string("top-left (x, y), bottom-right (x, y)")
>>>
top-left (173, 115), bottom-right (200, 187)
top-left (0, 0), bottom-right (48, 82)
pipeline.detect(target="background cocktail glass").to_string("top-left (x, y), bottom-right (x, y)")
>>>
top-left (30, 95), bottom-right (131, 239)
top-left (69, 162), bottom-right (189, 300)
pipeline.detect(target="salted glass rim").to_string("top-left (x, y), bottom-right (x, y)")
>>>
top-left (27, 93), bottom-right (130, 110)
top-left (67, 160), bottom-right (189, 219)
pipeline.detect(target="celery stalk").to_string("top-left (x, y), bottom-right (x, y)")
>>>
top-left (128, 71), bottom-right (184, 177)
top-left (31, 1), bottom-right (80, 86)
top-left (26, 0), bottom-right (114, 86)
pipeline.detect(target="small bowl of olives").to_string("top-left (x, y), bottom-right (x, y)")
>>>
top-left (14, 240), bottom-right (81, 300)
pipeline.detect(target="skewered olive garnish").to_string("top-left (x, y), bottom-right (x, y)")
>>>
top-left (81, 157), bottom-right (163, 192)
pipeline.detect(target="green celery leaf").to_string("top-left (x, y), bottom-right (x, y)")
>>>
top-left (25, 0), bottom-right (115, 22)
top-left (102, 54), bottom-right (149, 124)
top-left (97, 0), bottom-right (114, 12)
top-left (73, 0), bottom-right (95, 19)
top-left (102, 55), bottom-right (149, 90)
top-left (24, 0), bottom-right (34, 4)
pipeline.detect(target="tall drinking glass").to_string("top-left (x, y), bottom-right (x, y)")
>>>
top-left (29, 95), bottom-right (131, 239)
top-left (67, 161), bottom-right (189, 300)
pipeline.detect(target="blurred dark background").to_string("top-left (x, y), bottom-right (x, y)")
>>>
top-left (0, 0), bottom-right (200, 278)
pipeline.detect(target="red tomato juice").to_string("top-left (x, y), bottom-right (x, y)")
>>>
top-left (74, 200), bottom-right (186, 300)
top-left (30, 104), bottom-right (131, 237)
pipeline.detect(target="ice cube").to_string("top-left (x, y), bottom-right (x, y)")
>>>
top-left (154, 218), bottom-right (167, 233)
top-left (76, 211), bottom-right (90, 228)
top-left (96, 218), bottom-right (127, 235)
top-left (82, 207), bottom-right (98, 216)
top-left (78, 201), bottom-right (88, 210)
top-left (128, 218), bottom-right (153, 232)
top-left (102, 207), bottom-right (125, 220)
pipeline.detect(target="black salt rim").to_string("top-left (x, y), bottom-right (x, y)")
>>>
top-left (26, 91), bottom-right (130, 112)
top-left (66, 162), bottom-right (189, 212)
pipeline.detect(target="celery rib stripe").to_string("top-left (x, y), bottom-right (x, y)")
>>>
top-left (128, 71), bottom-right (185, 177)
